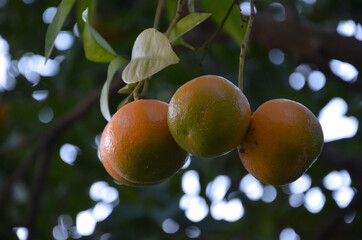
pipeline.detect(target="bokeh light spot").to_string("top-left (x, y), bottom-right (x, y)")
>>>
top-left (280, 228), bottom-right (300, 240)
top-left (13, 227), bottom-right (28, 240)
top-left (55, 31), bottom-right (75, 51)
top-left (39, 106), bottom-right (54, 123)
top-left (308, 71), bottom-right (326, 91)
top-left (181, 155), bottom-right (191, 169)
top-left (304, 187), bottom-right (325, 213)
top-left (329, 59), bottom-right (358, 82)
top-left (184, 196), bottom-right (209, 222)
top-left (355, 23), bottom-right (362, 41)
top-left (239, 174), bottom-right (263, 201)
top-left (337, 20), bottom-right (356, 37)
top-left (289, 72), bottom-right (305, 90)
top-left (332, 187), bottom-right (355, 208)
top-left (0, 35), bottom-right (11, 91)
top-left (32, 89), bottom-right (49, 101)
top-left (92, 202), bottom-right (113, 222)
top-left (268, 48), bottom-right (284, 65)
top-left (182, 170), bottom-right (201, 196)
top-left (58, 214), bottom-right (73, 229)
top-left (323, 171), bottom-right (344, 191)
top-left (162, 218), bottom-right (180, 234)
top-left (224, 198), bottom-right (244, 222)
top-left (0, 0), bottom-right (7, 8)
top-left (89, 181), bottom-right (109, 201)
top-left (43, 7), bottom-right (57, 24)
top-left (185, 226), bottom-right (201, 239)
top-left (289, 193), bottom-right (304, 208)
top-left (318, 98), bottom-right (359, 142)
top-left (262, 185), bottom-right (277, 203)
top-left (100, 233), bottom-right (112, 240)
top-left (100, 186), bottom-right (119, 203)
top-left (52, 225), bottom-right (68, 240)
top-left (206, 175), bottom-right (231, 202)
top-left (59, 143), bottom-right (79, 165)
top-left (269, 3), bottom-right (285, 22)
top-left (344, 211), bottom-right (356, 224)
top-left (239, 1), bottom-right (258, 16)
top-left (289, 174), bottom-right (311, 194)
top-left (296, 64), bottom-right (312, 77)
top-left (76, 210), bottom-right (96, 236)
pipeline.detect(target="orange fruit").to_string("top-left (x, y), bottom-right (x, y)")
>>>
top-left (238, 99), bottom-right (324, 185)
top-left (101, 155), bottom-right (153, 187)
top-left (168, 75), bottom-right (251, 158)
top-left (99, 99), bottom-right (189, 186)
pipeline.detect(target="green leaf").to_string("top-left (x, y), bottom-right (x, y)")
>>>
top-left (199, 0), bottom-right (246, 43)
top-left (117, 83), bottom-right (138, 95)
top-left (45, 0), bottom-right (77, 60)
top-left (172, 37), bottom-right (196, 51)
top-left (83, 23), bottom-right (117, 62)
top-left (100, 56), bottom-right (128, 121)
top-left (76, 0), bottom-right (98, 34)
top-left (122, 28), bottom-right (179, 84)
top-left (168, 13), bottom-right (211, 42)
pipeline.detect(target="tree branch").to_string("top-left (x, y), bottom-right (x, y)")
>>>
top-left (0, 74), bottom-right (125, 238)
top-left (251, 3), bottom-right (362, 88)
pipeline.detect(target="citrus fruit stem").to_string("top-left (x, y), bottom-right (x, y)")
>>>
top-left (165, 0), bottom-right (183, 38)
top-left (238, 0), bottom-right (255, 91)
top-left (153, 0), bottom-right (165, 30)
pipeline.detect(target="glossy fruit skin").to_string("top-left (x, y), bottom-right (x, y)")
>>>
top-left (101, 155), bottom-right (154, 187)
top-left (168, 75), bottom-right (251, 158)
top-left (99, 99), bottom-right (189, 186)
top-left (238, 99), bottom-right (324, 185)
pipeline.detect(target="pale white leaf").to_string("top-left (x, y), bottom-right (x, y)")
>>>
top-left (122, 28), bottom-right (179, 83)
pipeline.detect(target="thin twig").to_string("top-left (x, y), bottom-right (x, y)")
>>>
top-left (198, 0), bottom-right (235, 66)
top-left (153, 0), bottom-right (165, 30)
top-left (238, 0), bottom-right (255, 91)
top-left (165, 0), bottom-right (183, 38)
top-left (234, 0), bottom-right (245, 28)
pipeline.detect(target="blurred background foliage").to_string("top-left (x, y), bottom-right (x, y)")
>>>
top-left (0, 0), bottom-right (362, 239)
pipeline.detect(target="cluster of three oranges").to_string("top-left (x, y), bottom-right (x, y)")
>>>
top-left (100, 75), bottom-right (324, 187)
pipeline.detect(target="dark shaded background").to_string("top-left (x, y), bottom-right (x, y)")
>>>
top-left (0, 0), bottom-right (362, 239)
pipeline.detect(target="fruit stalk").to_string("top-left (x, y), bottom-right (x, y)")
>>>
top-left (153, 0), bottom-right (165, 30)
top-left (238, 0), bottom-right (255, 91)
top-left (165, 0), bottom-right (183, 38)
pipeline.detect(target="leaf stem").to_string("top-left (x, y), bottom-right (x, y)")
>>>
top-left (133, 80), bottom-right (144, 100)
top-left (141, 78), bottom-right (149, 97)
top-left (238, 0), bottom-right (255, 91)
top-left (153, 0), bottom-right (165, 30)
top-left (165, 0), bottom-right (183, 38)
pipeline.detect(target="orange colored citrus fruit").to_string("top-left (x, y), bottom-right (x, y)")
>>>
top-left (101, 155), bottom-right (154, 187)
top-left (99, 99), bottom-right (189, 186)
top-left (168, 75), bottom-right (251, 158)
top-left (238, 99), bottom-right (324, 185)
